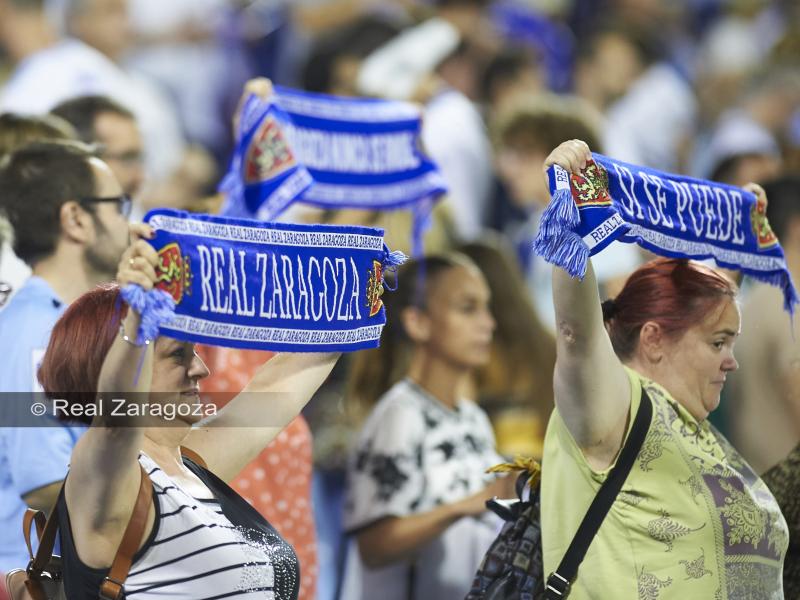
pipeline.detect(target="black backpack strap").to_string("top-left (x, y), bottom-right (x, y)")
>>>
top-left (544, 388), bottom-right (653, 598)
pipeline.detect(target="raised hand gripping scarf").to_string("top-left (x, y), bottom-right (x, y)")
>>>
top-left (121, 209), bottom-right (406, 352)
top-left (533, 153), bottom-right (799, 312)
top-left (219, 86), bottom-right (448, 222)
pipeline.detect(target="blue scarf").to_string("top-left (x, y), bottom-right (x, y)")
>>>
top-left (534, 153), bottom-right (799, 312)
top-left (121, 209), bottom-right (406, 352)
top-left (219, 86), bottom-right (447, 221)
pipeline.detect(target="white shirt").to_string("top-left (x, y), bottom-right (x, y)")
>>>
top-left (341, 379), bottom-right (504, 600)
top-left (602, 63), bottom-right (697, 173)
top-left (422, 90), bottom-right (493, 242)
top-left (0, 38), bottom-right (185, 181)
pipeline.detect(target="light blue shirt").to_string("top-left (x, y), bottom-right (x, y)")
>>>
top-left (0, 276), bottom-right (86, 572)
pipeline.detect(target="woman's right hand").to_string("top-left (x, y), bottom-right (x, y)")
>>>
top-left (543, 139), bottom-right (593, 176)
top-left (117, 223), bottom-right (159, 291)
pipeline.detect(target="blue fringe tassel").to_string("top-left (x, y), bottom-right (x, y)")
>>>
top-left (533, 174), bottom-right (589, 279)
top-left (383, 248), bottom-right (408, 268)
top-left (382, 245), bottom-right (408, 292)
top-left (120, 284), bottom-right (176, 345)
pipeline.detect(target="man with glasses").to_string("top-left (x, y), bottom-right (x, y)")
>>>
top-left (0, 140), bottom-right (131, 573)
top-left (51, 95), bottom-right (145, 200)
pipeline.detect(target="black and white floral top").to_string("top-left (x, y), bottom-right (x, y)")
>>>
top-left (341, 379), bottom-right (504, 600)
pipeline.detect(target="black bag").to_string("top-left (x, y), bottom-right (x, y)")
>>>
top-left (467, 390), bottom-right (652, 600)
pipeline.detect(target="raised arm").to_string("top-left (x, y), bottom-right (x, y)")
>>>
top-left (183, 351), bottom-right (339, 482)
top-left (546, 140), bottom-right (631, 470)
top-left (65, 225), bottom-right (160, 565)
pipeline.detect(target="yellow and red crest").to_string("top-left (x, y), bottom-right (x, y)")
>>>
top-left (750, 195), bottom-right (778, 249)
top-left (366, 260), bottom-right (384, 317)
top-left (244, 115), bottom-right (296, 183)
top-left (570, 160), bottom-right (612, 208)
top-left (156, 243), bottom-right (192, 304)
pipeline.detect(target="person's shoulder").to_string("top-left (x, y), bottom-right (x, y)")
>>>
top-left (0, 281), bottom-right (61, 324)
top-left (361, 381), bottom-right (427, 431)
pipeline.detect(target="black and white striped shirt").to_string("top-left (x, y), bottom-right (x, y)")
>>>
top-left (58, 452), bottom-right (299, 599)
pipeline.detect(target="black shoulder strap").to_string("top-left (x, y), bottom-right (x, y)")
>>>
top-left (544, 389), bottom-right (653, 599)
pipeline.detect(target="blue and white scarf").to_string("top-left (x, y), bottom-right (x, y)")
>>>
top-left (534, 153), bottom-right (799, 312)
top-left (122, 209), bottom-right (405, 352)
top-left (219, 86), bottom-right (447, 221)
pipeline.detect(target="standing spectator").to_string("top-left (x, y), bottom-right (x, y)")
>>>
top-left (0, 0), bottom-right (185, 182)
top-left (539, 140), bottom-right (786, 598)
top-left (727, 176), bottom-right (800, 473)
top-left (358, 17), bottom-right (494, 241)
top-left (0, 140), bottom-right (130, 572)
top-left (0, 112), bottom-right (77, 312)
top-left (342, 253), bottom-right (513, 600)
top-left (51, 95), bottom-right (145, 198)
top-left (492, 94), bottom-right (641, 329)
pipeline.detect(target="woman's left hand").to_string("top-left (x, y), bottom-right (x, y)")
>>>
top-left (117, 223), bottom-right (159, 292)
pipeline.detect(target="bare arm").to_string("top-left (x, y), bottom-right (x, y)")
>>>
top-left (65, 226), bottom-right (159, 565)
top-left (356, 476), bottom-right (513, 568)
top-left (546, 140), bottom-right (631, 470)
top-left (183, 352), bottom-right (339, 482)
top-left (22, 481), bottom-right (63, 513)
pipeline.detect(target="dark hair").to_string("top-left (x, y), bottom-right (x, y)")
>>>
top-left (481, 46), bottom-right (539, 105)
top-left (50, 95), bottom-right (135, 143)
top-left (346, 253), bottom-right (476, 416)
top-left (493, 94), bottom-right (602, 154)
top-left (38, 284), bottom-right (127, 424)
top-left (0, 140), bottom-right (98, 265)
top-left (574, 24), bottom-right (662, 68)
top-left (456, 238), bottom-right (555, 414)
top-left (763, 176), bottom-right (800, 241)
top-left (301, 16), bottom-right (402, 93)
top-left (603, 258), bottom-right (738, 360)
top-left (0, 113), bottom-right (77, 157)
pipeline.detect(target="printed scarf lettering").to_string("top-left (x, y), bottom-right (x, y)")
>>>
top-left (125, 209), bottom-right (405, 352)
top-left (220, 86), bottom-right (447, 221)
top-left (533, 153), bottom-right (798, 312)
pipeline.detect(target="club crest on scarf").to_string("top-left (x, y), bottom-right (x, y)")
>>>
top-left (751, 194), bottom-right (778, 250)
top-left (156, 243), bottom-right (192, 304)
top-left (244, 116), bottom-right (296, 184)
top-left (366, 260), bottom-right (384, 317)
top-left (570, 160), bottom-right (612, 207)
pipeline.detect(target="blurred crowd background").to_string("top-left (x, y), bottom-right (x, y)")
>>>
top-left (0, 0), bottom-right (799, 599)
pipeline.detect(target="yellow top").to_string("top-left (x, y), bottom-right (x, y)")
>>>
top-left (541, 367), bottom-right (787, 599)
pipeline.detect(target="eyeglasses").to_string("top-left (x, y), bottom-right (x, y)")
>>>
top-left (79, 194), bottom-right (133, 219)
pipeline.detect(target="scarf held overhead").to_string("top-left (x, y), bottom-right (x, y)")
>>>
top-left (219, 86), bottom-right (448, 221)
top-left (533, 153), bottom-right (798, 312)
top-left (123, 209), bottom-right (405, 352)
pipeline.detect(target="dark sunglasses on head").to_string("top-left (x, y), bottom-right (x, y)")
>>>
top-left (79, 194), bottom-right (133, 219)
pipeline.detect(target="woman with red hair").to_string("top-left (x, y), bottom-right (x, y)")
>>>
top-left (37, 224), bottom-right (338, 599)
top-left (538, 140), bottom-right (787, 598)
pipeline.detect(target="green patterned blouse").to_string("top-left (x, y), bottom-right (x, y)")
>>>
top-left (541, 367), bottom-right (788, 599)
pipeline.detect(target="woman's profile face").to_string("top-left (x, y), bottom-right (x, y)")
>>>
top-left (148, 337), bottom-right (210, 424)
top-left (659, 298), bottom-right (740, 421)
top-left (417, 265), bottom-right (496, 369)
